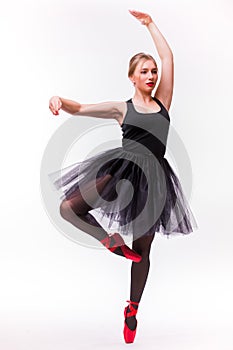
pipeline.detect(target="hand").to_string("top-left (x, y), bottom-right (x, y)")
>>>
top-left (128, 9), bottom-right (153, 26)
top-left (49, 96), bottom-right (62, 115)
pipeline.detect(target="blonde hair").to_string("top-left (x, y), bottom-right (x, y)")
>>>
top-left (128, 52), bottom-right (157, 78)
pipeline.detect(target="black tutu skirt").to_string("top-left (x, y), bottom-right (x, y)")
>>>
top-left (48, 146), bottom-right (198, 239)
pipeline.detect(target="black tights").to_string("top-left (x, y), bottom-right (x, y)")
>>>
top-left (60, 174), bottom-right (155, 327)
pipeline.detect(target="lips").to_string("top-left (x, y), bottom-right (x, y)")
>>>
top-left (146, 83), bottom-right (154, 86)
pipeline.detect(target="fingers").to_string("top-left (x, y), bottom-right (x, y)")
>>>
top-left (49, 96), bottom-right (61, 115)
top-left (129, 10), bottom-right (140, 18)
top-left (128, 9), bottom-right (152, 25)
top-left (129, 9), bottom-right (146, 17)
top-left (49, 104), bottom-right (59, 115)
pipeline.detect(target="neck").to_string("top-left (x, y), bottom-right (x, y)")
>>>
top-left (132, 91), bottom-right (153, 104)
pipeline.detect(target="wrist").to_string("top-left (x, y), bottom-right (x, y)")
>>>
top-left (59, 97), bottom-right (64, 109)
top-left (146, 20), bottom-right (154, 28)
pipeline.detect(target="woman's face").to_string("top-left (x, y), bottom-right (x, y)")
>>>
top-left (130, 59), bottom-right (158, 92)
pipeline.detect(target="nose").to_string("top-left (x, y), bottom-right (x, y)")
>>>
top-left (148, 71), bottom-right (153, 79)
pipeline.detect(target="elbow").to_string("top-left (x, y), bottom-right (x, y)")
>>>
top-left (73, 103), bottom-right (82, 115)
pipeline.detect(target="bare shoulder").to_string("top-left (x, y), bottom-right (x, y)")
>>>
top-left (111, 101), bottom-right (127, 117)
top-left (114, 101), bottom-right (127, 126)
top-left (154, 92), bottom-right (172, 112)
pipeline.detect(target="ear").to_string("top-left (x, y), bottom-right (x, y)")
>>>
top-left (129, 76), bottom-right (135, 85)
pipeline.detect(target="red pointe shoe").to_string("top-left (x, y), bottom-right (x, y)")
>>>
top-left (100, 233), bottom-right (142, 263)
top-left (123, 300), bottom-right (139, 343)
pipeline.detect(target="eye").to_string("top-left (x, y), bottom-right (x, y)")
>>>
top-left (141, 70), bottom-right (158, 74)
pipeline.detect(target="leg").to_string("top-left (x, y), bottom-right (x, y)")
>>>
top-left (125, 228), bottom-right (156, 330)
top-left (60, 174), bottom-right (113, 242)
top-left (59, 174), bottom-right (141, 261)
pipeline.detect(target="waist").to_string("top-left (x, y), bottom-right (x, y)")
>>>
top-left (122, 140), bottom-right (165, 158)
top-left (122, 146), bottom-right (164, 159)
top-left (122, 138), bottom-right (165, 158)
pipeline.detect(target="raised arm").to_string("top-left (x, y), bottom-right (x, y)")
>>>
top-left (129, 10), bottom-right (174, 111)
top-left (49, 96), bottom-right (125, 120)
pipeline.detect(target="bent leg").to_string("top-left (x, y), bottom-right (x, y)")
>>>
top-left (59, 174), bottom-right (113, 241)
top-left (59, 174), bottom-right (131, 259)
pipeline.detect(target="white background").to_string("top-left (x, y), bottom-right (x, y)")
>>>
top-left (0, 0), bottom-right (233, 349)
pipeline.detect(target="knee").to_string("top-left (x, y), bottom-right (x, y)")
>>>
top-left (140, 248), bottom-right (152, 261)
top-left (132, 234), bottom-right (155, 258)
top-left (133, 245), bottom-right (152, 260)
top-left (59, 200), bottom-right (73, 220)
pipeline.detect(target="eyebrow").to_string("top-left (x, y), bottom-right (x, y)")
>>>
top-left (141, 68), bottom-right (158, 70)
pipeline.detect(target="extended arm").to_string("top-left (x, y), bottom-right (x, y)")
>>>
top-left (49, 96), bottom-right (124, 120)
top-left (147, 21), bottom-right (174, 110)
top-left (129, 10), bottom-right (174, 111)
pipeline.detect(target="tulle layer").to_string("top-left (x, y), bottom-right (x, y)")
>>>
top-left (48, 146), bottom-right (198, 238)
